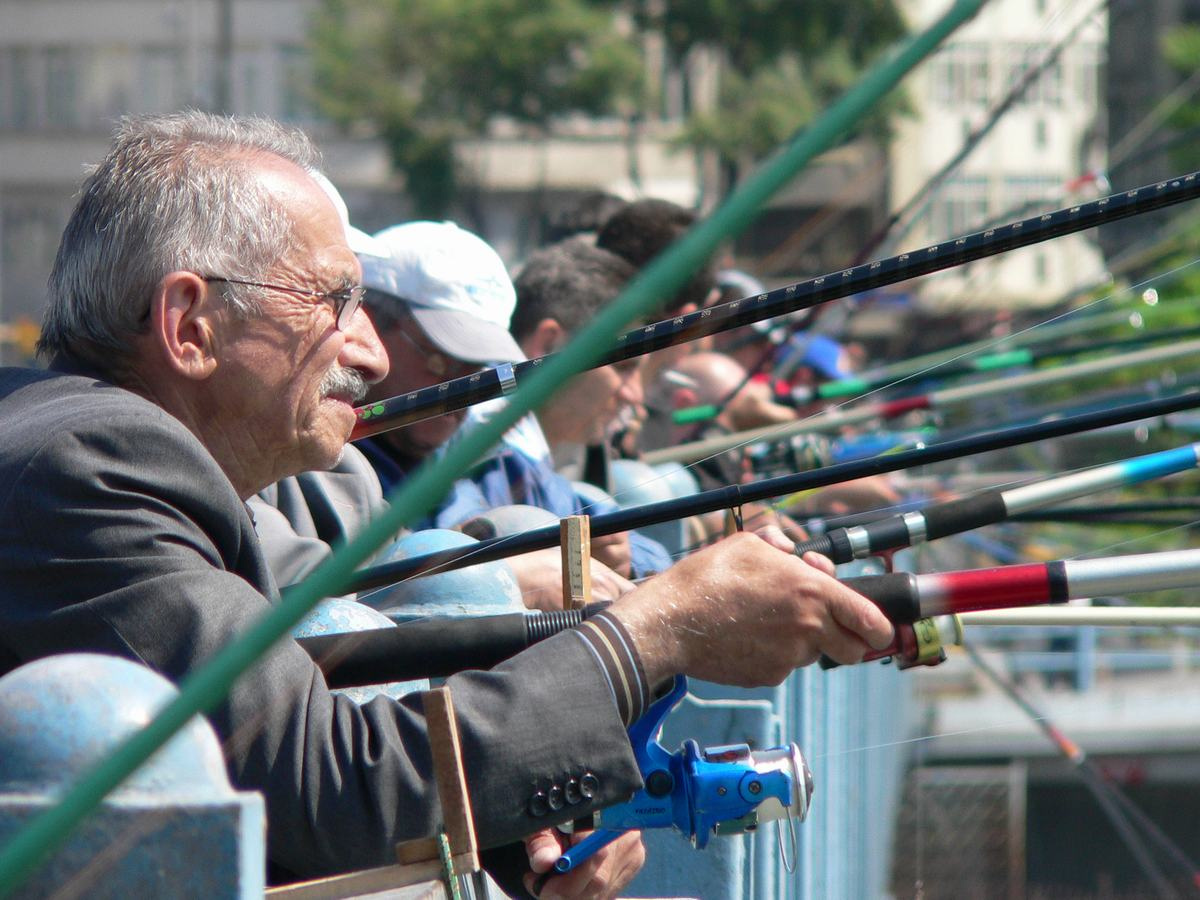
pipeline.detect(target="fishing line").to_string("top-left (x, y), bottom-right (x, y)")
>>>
top-left (808, 715), bottom-right (1054, 762)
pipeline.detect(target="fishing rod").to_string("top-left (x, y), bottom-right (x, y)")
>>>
top-left (313, 549), bottom-right (1200, 689)
top-left (737, 2), bottom-right (1114, 400)
top-left (299, 605), bottom-right (604, 688)
top-left (351, 171), bottom-right (1200, 440)
top-left (677, 324), bottom-right (1200, 425)
top-left (789, 443), bottom-right (1200, 565)
top-left (644, 337), bottom-right (1200, 465)
top-left (773, 371), bottom-right (1200, 491)
top-left (1010, 502), bottom-right (1200, 526)
top-left (962, 642), bottom-right (1200, 897)
top-left (855, 286), bottom-right (1164, 386)
top-left (349, 391), bottom-right (1200, 593)
top-left (0, 5), bottom-right (1002, 890)
top-left (848, 547), bottom-right (1200, 626)
top-left (960, 607), bottom-right (1200, 626)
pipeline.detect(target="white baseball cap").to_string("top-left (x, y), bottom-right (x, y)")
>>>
top-left (361, 221), bottom-right (525, 365)
top-left (307, 170), bottom-right (391, 258)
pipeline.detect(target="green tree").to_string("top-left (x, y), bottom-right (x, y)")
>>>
top-left (308, 0), bottom-right (908, 213)
top-left (309, 0), bottom-right (643, 217)
top-left (637, 0), bottom-right (910, 186)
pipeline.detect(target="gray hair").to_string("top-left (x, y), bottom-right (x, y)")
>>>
top-left (510, 236), bottom-right (635, 341)
top-left (40, 110), bottom-right (322, 363)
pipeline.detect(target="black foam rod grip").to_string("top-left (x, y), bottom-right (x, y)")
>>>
top-left (841, 572), bottom-right (921, 624)
top-left (921, 491), bottom-right (1007, 541)
top-left (298, 608), bottom-right (589, 687)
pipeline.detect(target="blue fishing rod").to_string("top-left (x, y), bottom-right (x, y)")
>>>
top-left (791, 443), bottom-right (1200, 565)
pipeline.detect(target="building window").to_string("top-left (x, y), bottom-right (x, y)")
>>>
top-left (1075, 42), bottom-right (1102, 106)
top-left (1007, 43), bottom-right (1062, 107)
top-left (44, 47), bottom-right (83, 127)
top-left (0, 48), bottom-right (36, 128)
top-left (1003, 174), bottom-right (1061, 219)
top-left (1, 195), bottom-right (66, 319)
top-left (136, 48), bottom-right (182, 114)
top-left (933, 175), bottom-right (990, 240)
top-left (1034, 118), bottom-right (1047, 149)
top-left (930, 43), bottom-right (990, 107)
top-left (279, 45), bottom-right (315, 123)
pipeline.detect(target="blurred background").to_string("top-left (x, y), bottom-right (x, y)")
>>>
top-left (4, 2), bottom-right (1200, 897)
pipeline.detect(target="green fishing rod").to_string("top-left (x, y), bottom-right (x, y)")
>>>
top-left (646, 337), bottom-right (1200, 465)
top-left (0, 2), bottom-right (992, 892)
top-left (855, 289), bottom-right (1163, 384)
top-left (675, 323), bottom-right (1200, 425)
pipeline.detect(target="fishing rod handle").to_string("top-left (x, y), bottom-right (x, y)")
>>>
top-left (298, 604), bottom-right (603, 688)
top-left (795, 492), bottom-right (1008, 563)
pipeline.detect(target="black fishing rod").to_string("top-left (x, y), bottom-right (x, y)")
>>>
top-left (739, 1), bottom-right (1115, 408)
top-left (812, 499), bottom-right (1200, 534)
top-left (351, 170), bottom-right (1200, 440)
top-left (646, 337), bottom-right (1200, 464)
top-left (348, 390), bottom-right (1200, 592)
top-left (320, 547), bottom-right (1200, 687)
top-left (790, 443), bottom-right (1200, 565)
top-left (298, 605), bottom-right (605, 687)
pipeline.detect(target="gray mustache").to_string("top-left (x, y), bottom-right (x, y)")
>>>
top-left (320, 366), bottom-right (368, 404)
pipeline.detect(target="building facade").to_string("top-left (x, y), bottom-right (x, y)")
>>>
top-left (890, 0), bottom-right (1108, 310)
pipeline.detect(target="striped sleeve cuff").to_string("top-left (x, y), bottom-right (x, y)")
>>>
top-left (571, 610), bottom-right (651, 726)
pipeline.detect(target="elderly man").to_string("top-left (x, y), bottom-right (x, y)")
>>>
top-left (0, 112), bottom-right (893, 894)
top-left (253, 220), bottom-right (646, 609)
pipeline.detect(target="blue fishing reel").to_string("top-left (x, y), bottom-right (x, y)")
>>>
top-left (553, 675), bottom-right (813, 874)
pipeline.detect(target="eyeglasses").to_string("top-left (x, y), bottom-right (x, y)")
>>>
top-left (203, 277), bottom-right (366, 330)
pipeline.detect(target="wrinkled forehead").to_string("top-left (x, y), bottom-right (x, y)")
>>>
top-left (250, 156), bottom-right (359, 276)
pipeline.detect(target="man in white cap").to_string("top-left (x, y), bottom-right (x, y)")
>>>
top-left (354, 222), bottom-right (666, 584)
top-left (354, 221), bottom-right (525, 492)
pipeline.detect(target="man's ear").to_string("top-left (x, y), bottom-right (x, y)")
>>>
top-left (524, 317), bottom-right (567, 357)
top-left (149, 271), bottom-right (221, 381)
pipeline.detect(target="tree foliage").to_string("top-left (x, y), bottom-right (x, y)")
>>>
top-left (309, 0), bottom-right (643, 215)
top-left (308, 0), bottom-right (909, 212)
top-left (642, 0), bottom-right (909, 178)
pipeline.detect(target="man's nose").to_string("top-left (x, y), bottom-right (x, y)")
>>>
top-left (338, 306), bottom-right (389, 384)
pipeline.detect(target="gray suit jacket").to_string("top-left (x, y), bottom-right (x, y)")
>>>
top-left (0, 364), bottom-right (641, 878)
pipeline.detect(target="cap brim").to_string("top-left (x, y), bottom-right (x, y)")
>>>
top-left (409, 306), bottom-right (526, 365)
top-left (348, 225), bottom-right (391, 258)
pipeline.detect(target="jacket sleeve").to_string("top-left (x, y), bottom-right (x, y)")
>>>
top-left (0, 408), bottom-right (642, 878)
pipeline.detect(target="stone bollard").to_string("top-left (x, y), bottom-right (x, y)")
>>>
top-left (0, 653), bottom-right (264, 899)
top-left (361, 529), bottom-right (525, 622)
top-left (292, 597), bottom-right (429, 700)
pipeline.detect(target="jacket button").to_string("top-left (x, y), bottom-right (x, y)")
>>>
top-left (548, 784), bottom-right (566, 811)
top-left (528, 790), bottom-right (549, 817)
top-left (580, 772), bottom-right (599, 799)
top-left (564, 777), bottom-right (583, 805)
